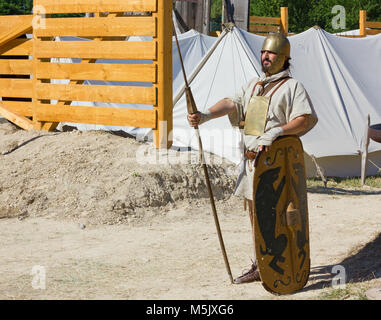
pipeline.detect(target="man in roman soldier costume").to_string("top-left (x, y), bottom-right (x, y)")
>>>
top-left (188, 32), bottom-right (318, 286)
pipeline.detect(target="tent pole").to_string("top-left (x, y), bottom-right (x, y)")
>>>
top-left (361, 114), bottom-right (370, 186)
top-left (310, 155), bottom-right (327, 188)
top-left (202, 0), bottom-right (211, 35)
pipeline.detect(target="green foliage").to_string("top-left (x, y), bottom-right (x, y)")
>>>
top-left (210, 0), bottom-right (381, 33)
top-left (0, 0), bottom-right (33, 15)
top-left (307, 0), bottom-right (381, 33)
top-left (211, 0), bottom-right (222, 18)
top-left (0, 0), bottom-right (86, 17)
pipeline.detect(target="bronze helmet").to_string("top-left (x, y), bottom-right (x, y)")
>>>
top-left (261, 32), bottom-right (291, 75)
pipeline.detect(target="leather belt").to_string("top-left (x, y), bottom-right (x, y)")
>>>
top-left (244, 150), bottom-right (257, 161)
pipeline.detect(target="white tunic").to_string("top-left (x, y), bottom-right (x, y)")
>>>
top-left (227, 72), bottom-right (318, 200)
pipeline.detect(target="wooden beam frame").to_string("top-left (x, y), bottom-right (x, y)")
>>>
top-left (2, 1), bottom-right (173, 150)
top-left (360, 10), bottom-right (366, 37)
top-left (360, 10), bottom-right (381, 37)
top-left (0, 103), bottom-right (34, 130)
top-left (281, 7), bottom-right (288, 36)
top-left (153, 0), bottom-right (173, 149)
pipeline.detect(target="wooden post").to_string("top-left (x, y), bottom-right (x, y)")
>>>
top-left (202, 0), bottom-right (211, 35)
top-left (281, 7), bottom-right (288, 36)
top-left (360, 10), bottom-right (366, 37)
top-left (361, 114), bottom-right (370, 186)
top-left (175, 0), bottom-right (201, 32)
top-left (153, 0), bottom-right (173, 149)
top-left (229, 0), bottom-right (250, 31)
top-left (222, 0), bottom-right (226, 25)
top-left (32, 2), bottom-right (43, 130)
top-left (194, 1), bottom-right (204, 33)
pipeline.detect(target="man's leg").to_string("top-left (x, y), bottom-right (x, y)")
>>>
top-left (248, 200), bottom-right (257, 262)
top-left (233, 199), bottom-right (261, 284)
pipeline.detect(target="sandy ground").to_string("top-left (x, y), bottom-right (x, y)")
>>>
top-left (0, 119), bottom-right (380, 300)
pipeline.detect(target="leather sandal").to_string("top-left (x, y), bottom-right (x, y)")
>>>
top-left (233, 263), bottom-right (261, 284)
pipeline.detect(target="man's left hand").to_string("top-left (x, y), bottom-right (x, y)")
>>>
top-left (257, 127), bottom-right (284, 150)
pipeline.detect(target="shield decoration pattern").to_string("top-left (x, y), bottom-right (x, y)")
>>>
top-left (253, 135), bottom-right (310, 295)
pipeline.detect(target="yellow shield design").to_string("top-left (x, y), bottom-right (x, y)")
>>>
top-left (253, 136), bottom-right (310, 295)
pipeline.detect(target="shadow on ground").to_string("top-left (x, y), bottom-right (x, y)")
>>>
top-left (303, 232), bottom-right (381, 292)
top-left (307, 186), bottom-right (381, 196)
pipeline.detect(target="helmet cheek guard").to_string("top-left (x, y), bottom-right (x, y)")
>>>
top-left (262, 33), bottom-right (291, 75)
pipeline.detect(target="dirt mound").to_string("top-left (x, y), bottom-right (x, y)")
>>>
top-left (0, 120), bottom-right (236, 225)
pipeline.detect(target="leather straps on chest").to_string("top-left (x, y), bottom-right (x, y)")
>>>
top-left (251, 76), bottom-right (291, 99)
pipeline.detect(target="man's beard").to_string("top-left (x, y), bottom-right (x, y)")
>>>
top-left (261, 59), bottom-right (272, 73)
top-left (261, 56), bottom-right (286, 75)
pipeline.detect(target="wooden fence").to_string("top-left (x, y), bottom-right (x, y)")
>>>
top-left (249, 8), bottom-right (380, 39)
top-left (360, 10), bottom-right (381, 37)
top-left (249, 7), bottom-right (288, 36)
top-left (337, 10), bottom-right (381, 38)
top-left (0, 15), bottom-right (34, 129)
top-left (0, 0), bottom-right (173, 149)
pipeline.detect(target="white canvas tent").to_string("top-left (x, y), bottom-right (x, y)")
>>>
top-left (56, 25), bottom-right (381, 178)
top-left (172, 26), bottom-right (381, 178)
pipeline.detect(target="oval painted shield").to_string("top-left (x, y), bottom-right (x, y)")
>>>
top-left (253, 135), bottom-right (310, 295)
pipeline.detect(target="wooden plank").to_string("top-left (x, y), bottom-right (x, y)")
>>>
top-left (34, 0), bottom-right (157, 14)
top-left (35, 62), bottom-right (156, 82)
top-left (0, 59), bottom-right (33, 75)
top-left (0, 15), bottom-right (32, 36)
top-left (249, 24), bottom-right (280, 33)
top-left (35, 104), bottom-right (157, 128)
top-left (35, 12), bottom-right (125, 132)
top-left (0, 79), bottom-right (33, 98)
top-left (360, 10), bottom-right (366, 37)
top-left (0, 19), bottom-right (32, 47)
top-left (281, 7), bottom-right (288, 35)
top-left (0, 39), bottom-right (32, 56)
top-left (366, 29), bottom-right (381, 35)
top-left (0, 103), bottom-right (34, 130)
top-left (36, 83), bottom-right (156, 105)
top-left (336, 34), bottom-right (365, 38)
top-left (153, 0), bottom-right (172, 148)
top-left (249, 16), bottom-right (281, 25)
top-left (366, 21), bottom-right (381, 29)
top-left (35, 16), bottom-right (156, 37)
top-left (34, 40), bottom-right (156, 60)
top-left (0, 101), bottom-right (33, 117)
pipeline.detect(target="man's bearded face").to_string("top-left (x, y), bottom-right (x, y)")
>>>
top-left (261, 50), bottom-right (285, 75)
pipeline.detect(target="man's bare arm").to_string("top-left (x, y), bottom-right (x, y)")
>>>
top-left (188, 98), bottom-right (236, 127)
top-left (281, 115), bottom-right (310, 135)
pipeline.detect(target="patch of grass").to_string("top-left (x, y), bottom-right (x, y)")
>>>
top-left (320, 287), bottom-right (351, 300)
top-left (307, 175), bottom-right (381, 189)
top-left (319, 284), bottom-right (370, 300)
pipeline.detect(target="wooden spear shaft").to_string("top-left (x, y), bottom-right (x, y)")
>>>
top-left (172, 21), bottom-right (234, 284)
